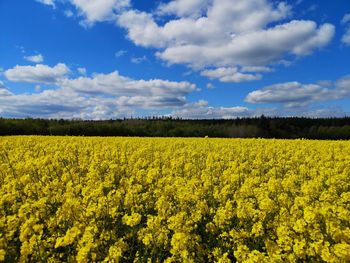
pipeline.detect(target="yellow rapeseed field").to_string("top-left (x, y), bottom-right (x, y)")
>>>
top-left (0, 136), bottom-right (350, 262)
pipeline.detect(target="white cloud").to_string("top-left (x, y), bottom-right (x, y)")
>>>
top-left (171, 101), bottom-right (348, 119)
top-left (342, 28), bottom-right (350, 45)
top-left (2, 63), bottom-right (198, 118)
top-left (0, 87), bottom-right (249, 119)
top-left (246, 82), bottom-right (325, 106)
top-left (194, 100), bottom-right (209, 107)
top-left (115, 95), bottom-right (187, 108)
top-left (60, 71), bottom-right (197, 100)
top-left (115, 49), bottom-right (127, 58)
top-left (118, 0), bottom-right (334, 74)
top-left (64, 10), bottom-right (74, 17)
top-left (36, 0), bottom-right (55, 7)
top-left (336, 76), bottom-right (350, 93)
top-left (1, 68), bottom-right (347, 118)
top-left (117, 0), bottom-right (293, 50)
top-left (245, 77), bottom-right (350, 108)
top-left (0, 81), bottom-right (12, 96)
top-left (77, 67), bottom-right (87, 75)
top-left (172, 101), bottom-right (252, 119)
top-left (341, 13), bottom-right (350, 25)
top-left (206, 83), bottom-right (214, 89)
top-left (157, 20), bottom-right (334, 69)
top-left (0, 88), bottom-right (112, 119)
top-left (290, 23), bottom-right (335, 55)
top-left (35, 0), bottom-right (335, 81)
top-left (303, 107), bottom-right (346, 118)
top-left (24, 54), bottom-right (44, 63)
top-left (342, 13), bottom-right (350, 45)
top-left (131, 55), bottom-right (148, 64)
top-left (201, 67), bottom-right (262, 83)
top-left (35, 85), bottom-right (42, 92)
top-left (0, 89), bottom-right (11, 96)
top-left (36, 0), bottom-right (130, 25)
top-left (71, 0), bottom-right (130, 26)
top-left (241, 66), bottom-right (273, 73)
top-left (157, 0), bottom-right (210, 18)
top-left (16, 45), bottom-right (26, 54)
top-left (4, 63), bottom-right (70, 84)
top-left (118, 10), bottom-right (165, 48)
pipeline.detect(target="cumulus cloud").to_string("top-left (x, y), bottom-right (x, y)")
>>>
top-left (199, 65), bottom-right (272, 85)
top-left (171, 101), bottom-right (252, 119)
top-left (64, 10), bottom-right (74, 17)
top-left (156, 21), bottom-right (334, 68)
top-left (342, 13), bottom-right (350, 45)
top-left (206, 83), bottom-right (214, 89)
top-left (115, 49), bottom-right (127, 58)
top-left (342, 13), bottom-right (350, 25)
top-left (71, 0), bottom-right (130, 26)
top-left (241, 66), bottom-right (273, 73)
top-left (201, 67), bottom-right (262, 83)
top-left (303, 107), bottom-right (347, 118)
top-left (0, 81), bottom-right (12, 96)
top-left (117, 0), bottom-right (334, 75)
top-left (60, 71), bottom-right (196, 99)
top-left (24, 54), bottom-right (44, 63)
top-left (118, 10), bottom-right (165, 48)
top-left (245, 77), bottom-right (350, 108)
top-left (1, 64), bottom-right (198, 119)
top-left (157, 0), bottom-right (210, 18)
top-left (36, 0), bottom-right (334, 81)
top-left (77, 67), bottom-right (87, 75)
top-left (342, 29), bottom-right (350, 45)
top-left (37, 0), bottom-right (130, 25)
top-left (118, 0), bottom-right (292, 50)
top-left (4, 63), bottom-right (70, 84)
top-left (35, 85), bottom-right (42, 92)
top-left (170, 101), bottom-right (296, 119)
top-left (171, 100), bottom-right (347, 119)
top-left (246, 82), bottom-right (325, 107)
top-left (131, 56), bottom-right (148, 64)
top-left (1, 66), bottom-right (347, 118)
top-left (336, 76), bottom-right (350, 94)
top-left (0, 88), bottom-right (133, 119)
top-left (36, 0), bottom-right (55, 7)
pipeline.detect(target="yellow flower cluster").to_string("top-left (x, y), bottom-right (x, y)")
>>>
top-left (0, 136), bottom-right (349, 262)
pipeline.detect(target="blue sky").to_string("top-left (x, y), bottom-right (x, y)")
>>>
top-left (0, 0), bottom-right (349, 119)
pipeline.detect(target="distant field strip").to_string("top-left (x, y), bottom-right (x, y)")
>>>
top-left (0, 137), bottom-right (350, 262)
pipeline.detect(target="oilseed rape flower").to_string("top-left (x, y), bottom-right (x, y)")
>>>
top-left (122, 213), bottom-right (142, 227)
top-left (0, 136), bottom-right (350, 262)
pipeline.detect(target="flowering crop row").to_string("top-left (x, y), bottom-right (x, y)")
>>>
top-left (0, 136), bottom-right (350, 262)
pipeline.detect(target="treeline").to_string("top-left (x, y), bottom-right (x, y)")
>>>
top-left (0, 116), bottom-right (350, 139)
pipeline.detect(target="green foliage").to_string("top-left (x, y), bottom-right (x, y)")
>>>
top-left (0, 117), bottom-right (350, 139)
